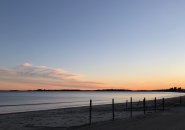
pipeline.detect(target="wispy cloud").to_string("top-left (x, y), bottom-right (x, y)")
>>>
top-left (18, 63), bottom-right (81, 80)
top-left (0, 63), bottom-right (106, 90)
top-left (21, 63), bottom-right (33, 67)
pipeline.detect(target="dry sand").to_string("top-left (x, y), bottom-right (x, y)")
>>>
top-left (0, 96), bottom-right (184, 130)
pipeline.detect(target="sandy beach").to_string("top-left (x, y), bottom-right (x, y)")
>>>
top-left (0, 96), bottom-right (184, 130)
top-left (75, 106), bottom-right (185, 130)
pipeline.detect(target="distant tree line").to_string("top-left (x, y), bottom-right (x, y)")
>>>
top-left (166, 87), bottom-right (183, 92)
top-left (153, 87), bottom-right (185, 92)
top-left (1, 87), bottom-right (185, 92)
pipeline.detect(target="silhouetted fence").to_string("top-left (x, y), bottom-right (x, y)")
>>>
top-left (88, 96), bottom-right (185, 125)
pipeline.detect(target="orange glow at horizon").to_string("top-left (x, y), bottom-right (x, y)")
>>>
top-left (1, 63), bottom-right (185, 90)
top-left (0, 81), bottom-right (184, 90)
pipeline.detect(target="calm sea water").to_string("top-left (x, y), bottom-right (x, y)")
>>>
top-left (0, 91), bottom-right (184, 114)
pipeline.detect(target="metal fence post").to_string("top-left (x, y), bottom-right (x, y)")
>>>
top-left (126, 100), bottom-right (128, 111)
top-left (130, 97), bottom-right (132, 118)
top-left (143, 97), bottom-right (146, 115)
top-left (162, 98), bottom-right (164, 111)
top-left (112, 99), bottom-right (115, 120)
top-left (89, 99), bottom-right (92, 125)
top-left (154, 97), bottom-right (156, 112)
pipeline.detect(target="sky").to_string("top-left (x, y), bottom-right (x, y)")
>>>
top-left (1, 0), bottom-right (185, 90)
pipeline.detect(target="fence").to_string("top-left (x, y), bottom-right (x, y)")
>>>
top-left (88, 96), bottom-right (184, 125)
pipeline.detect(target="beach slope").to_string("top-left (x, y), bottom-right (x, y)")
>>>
top-left (75, 106), bottom-right (185, 130)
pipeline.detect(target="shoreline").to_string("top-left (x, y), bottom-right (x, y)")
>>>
top-left (0, 96), bottom-right (184, 130)
top-left (1, 91), bottom-right (184, 114)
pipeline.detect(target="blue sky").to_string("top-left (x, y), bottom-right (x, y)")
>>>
top-left (1, 0), bottom-right (185, 90)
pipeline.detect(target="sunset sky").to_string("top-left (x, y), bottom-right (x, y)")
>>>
top-left (1, 0), bottom-right (185, 90)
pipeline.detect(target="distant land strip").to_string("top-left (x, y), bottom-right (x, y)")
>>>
top-left (0, 87), bottom-right (184, 92)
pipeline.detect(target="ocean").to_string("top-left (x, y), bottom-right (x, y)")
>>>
top-left (0, 91), bottom-right (184, 114)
